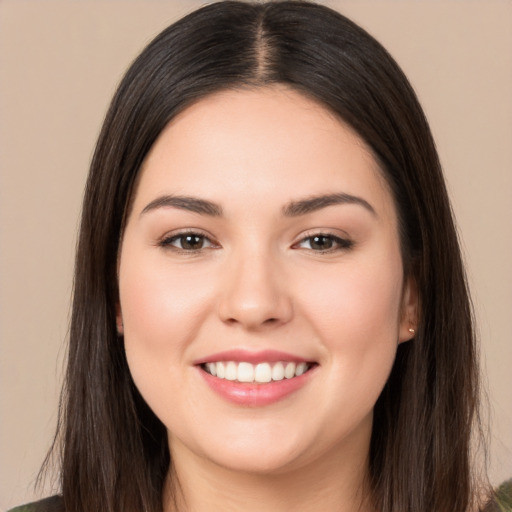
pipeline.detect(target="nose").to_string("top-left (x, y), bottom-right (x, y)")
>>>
top-left (217, 249), bottom-right (293, 330)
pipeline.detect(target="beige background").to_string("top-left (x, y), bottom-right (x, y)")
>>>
top-left (0, 0), bottom-right (511, 509)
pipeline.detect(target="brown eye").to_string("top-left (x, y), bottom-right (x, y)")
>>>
top-left (296, 233), bottom-right (353, 252)
top-left (160, 232), bottom-right (215, 251)
top-left (309, 235), bottom-right (334, 251)
top-left (180, 234), bottom-right (205, 250)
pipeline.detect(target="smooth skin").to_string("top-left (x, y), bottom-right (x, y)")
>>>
top-left (117, 86), bottom-right (417, 512)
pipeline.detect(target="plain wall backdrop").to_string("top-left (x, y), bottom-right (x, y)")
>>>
top-left (0, 0), bottom-right (511, 509)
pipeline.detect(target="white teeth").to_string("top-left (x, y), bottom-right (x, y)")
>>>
top-left (255, 363), bottom-right (272, 383)
top-left (295, 362), bottom-right (307, 376)
top-left (203, 361), bottom-right (312, 383)
top-left (207, 362), bottom-right (217, 376)
top-left (225, 361), bottom-right (237, 381)
top-left (271, 362), bottom-right (285, 381)
top-left (284, 362), bottom-right (295, 379)
top-left (237, 362), bottom-right (254, 382)
top-left (216, 361), bottom-right (225, 379)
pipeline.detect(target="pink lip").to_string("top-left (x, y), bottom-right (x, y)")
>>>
top-left (196, 364), bottom-right (317, 407)
top-left (194, 349), bottom-right (310, 365)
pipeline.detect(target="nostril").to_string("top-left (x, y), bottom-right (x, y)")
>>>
top-left (224, 316), bottom-right (279, 325)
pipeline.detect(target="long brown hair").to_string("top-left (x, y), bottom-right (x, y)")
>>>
top-left (42, 2), bottom-right (484, 511)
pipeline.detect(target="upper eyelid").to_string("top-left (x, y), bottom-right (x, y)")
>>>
top-left (298, 235), bottom-right (350, 243)
top-left (160, 228), bottom-right (213, 240)
top-left (158, 229), bottom-right (218, 247)
top-left (294, 229), bottom-right (351, 243)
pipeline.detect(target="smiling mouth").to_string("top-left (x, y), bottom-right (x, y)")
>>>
top-left (200, 361), bottom-right (316, 384)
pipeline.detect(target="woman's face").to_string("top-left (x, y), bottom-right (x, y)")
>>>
top-left (118, 87), bottom-right (416, 475)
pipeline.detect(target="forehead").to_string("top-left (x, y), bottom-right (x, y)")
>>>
top-left (132, 86), bottom-right (395, 220)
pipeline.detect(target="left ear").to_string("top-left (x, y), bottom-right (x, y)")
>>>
top-left (398, 275), bottom-right (418, 343)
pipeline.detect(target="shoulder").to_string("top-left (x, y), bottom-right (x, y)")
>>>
top-left (7, 495), bottom-right (64, 512)
top-left (482, 479), bottom-right (512, 512)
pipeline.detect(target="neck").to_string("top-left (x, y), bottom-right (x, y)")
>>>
top-left (163, 436), bottom-right (374, 512)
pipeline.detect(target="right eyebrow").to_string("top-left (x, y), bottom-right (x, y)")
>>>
top-left (140, 195), bottom-right (223, 217)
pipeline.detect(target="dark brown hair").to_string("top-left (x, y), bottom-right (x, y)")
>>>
top-left (43, 2), bottom-right (484, 511)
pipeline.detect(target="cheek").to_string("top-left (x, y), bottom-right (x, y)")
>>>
top-left (118, 250), bottom-right (217, 403)
top-left (120, 255), bottom-right (210, 348)
top-left (297, 250), bottom-right (403, 407)
top-left (118, 254), bottom-right (220, 432)
top-left (301, 257), bottom-right (403, 345)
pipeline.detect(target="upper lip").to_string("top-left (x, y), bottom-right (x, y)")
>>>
top-left (194, 349), bottom-right (312, 365)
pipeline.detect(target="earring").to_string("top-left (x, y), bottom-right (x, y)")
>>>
top-left (408, 328), bottom-right (415, 335)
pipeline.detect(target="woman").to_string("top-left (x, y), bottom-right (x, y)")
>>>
top-left (10, 1), bottom-right (505, 511)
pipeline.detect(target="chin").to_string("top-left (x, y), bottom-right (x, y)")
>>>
top-left (206, 445), bottom-right (308, 476)
top-left (170, 419), bottom-right (313, 475)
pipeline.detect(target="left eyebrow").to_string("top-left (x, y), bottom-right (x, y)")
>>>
top-left (282, 193), bottom-right (376, 217)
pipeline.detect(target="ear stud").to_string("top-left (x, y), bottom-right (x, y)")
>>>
top-left (408, 328), bottom-right (415, 334)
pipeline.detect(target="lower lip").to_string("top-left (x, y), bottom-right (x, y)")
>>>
top-left (198, 366), bottom-right (315, 406)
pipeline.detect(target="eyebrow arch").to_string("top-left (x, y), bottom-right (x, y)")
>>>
top-left (282, 193), bottom-right (376, 217)
top-left (140, 195), bottom-right (223, 217)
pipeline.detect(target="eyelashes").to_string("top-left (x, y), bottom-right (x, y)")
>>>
top-left (158, 230), bottom-right (353, 254)
top-left (292, 233), bottom-right (353, 252)
top-left (159, 231), bottom-right (217, 251)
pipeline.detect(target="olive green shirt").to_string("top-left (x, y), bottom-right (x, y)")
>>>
top-left (9, 479), bottom-right (512, 512)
